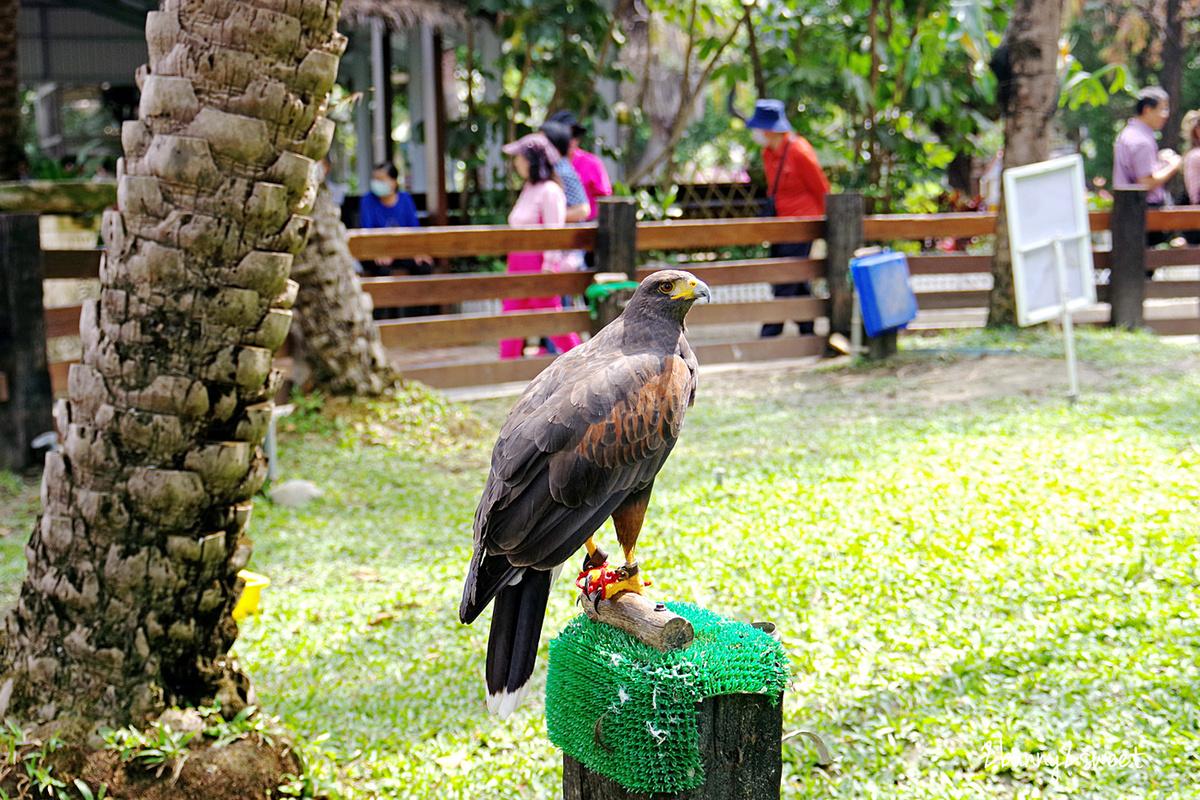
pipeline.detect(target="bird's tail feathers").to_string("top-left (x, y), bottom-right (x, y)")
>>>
top-left (460, 547), bottom-right (520, 624)
top-left (485, 568), bottom-right (553, 719)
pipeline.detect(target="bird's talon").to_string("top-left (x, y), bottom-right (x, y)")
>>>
top-left (581, 547), bottom-right (608, 572)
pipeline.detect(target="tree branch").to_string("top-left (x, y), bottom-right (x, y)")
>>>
top-left (581, 0), bottom-right (631, 117)
top-left (742, 1), bottom-right (766, 98)
top-left (508, 37), bottom-right (534, 143)
top-left (627, 19), bottom-right (742, 184)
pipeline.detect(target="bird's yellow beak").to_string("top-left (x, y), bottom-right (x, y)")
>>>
top-left (672, 278), bottom-right (711, 302)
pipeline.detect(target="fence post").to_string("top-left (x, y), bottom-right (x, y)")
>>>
top-left (591, 197), bottom-right (640, 334)
top-left (594, 197), bottom-right (638, 280)
top-left (1109, 188), bottom-right (1146, 330)
top-left (562, 692), bottom-right (784, 799)
top-left (0, 213), bottom-right (55, 470)
top-left (824, 193), bottom-right (864, 344)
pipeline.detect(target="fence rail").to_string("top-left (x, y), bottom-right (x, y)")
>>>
top-left (19, 191), bottom-right (1200, 394)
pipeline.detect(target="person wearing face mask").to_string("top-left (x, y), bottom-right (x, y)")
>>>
top-left (746, 99), bottom-right (830, 337)
top-left (357, 162), bottom-right (433, 317)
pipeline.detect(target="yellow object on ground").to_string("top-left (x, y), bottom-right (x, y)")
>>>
top-left (233, 571), bottom-right (270, 621)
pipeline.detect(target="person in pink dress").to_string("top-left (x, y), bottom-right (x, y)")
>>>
top-left (1182, 110), bottom-right (1200, 204)
top-left (498, 133), bottom-right (582, 359)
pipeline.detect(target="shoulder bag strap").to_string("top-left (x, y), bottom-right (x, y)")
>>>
top-left (768, 136), bottom-right (789, 197)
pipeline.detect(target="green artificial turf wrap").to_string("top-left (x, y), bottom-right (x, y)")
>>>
top-left (545, 601), bottom-right (789, 794)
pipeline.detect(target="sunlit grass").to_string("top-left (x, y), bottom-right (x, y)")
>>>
top-left (2, 328), bottom-right (1198, 798)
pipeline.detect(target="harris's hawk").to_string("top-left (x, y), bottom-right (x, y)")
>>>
top-left (459, 269), bottom-right (710, 717)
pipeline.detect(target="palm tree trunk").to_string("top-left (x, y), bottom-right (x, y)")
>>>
top-left (1, 0), bottom-right (344, 730)
top-left (291, 184), bottom-right (400, 395)
top-left (987, 0), bottom-right (1063, 327)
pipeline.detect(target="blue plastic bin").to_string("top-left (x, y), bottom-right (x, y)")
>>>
top-left (849, 250), bottom-right (919, 337)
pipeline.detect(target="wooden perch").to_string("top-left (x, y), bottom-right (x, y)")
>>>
top-left (581, 591), bottom-right (694, 652)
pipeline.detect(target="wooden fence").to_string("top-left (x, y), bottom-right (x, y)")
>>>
top-left (16, 190), bottom-right (1200, 397)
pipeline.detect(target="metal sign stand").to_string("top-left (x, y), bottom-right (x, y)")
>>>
top-left (1009, 230), bottom-right (1086, 405)
top-left (1003, 155), bottom-right (1096, 406)
top-left (1051, 235), bottom-right (1080, 404)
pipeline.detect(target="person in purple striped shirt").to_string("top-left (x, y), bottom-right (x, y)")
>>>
top-left (1114, 87), bottom-right (1182, 260)
top-left (1114, 89), bottom-right (1180, 202)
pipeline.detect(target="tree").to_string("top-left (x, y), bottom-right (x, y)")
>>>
top-left (290, 184), bottom-right (400, 396)
top-left (621, 0), bottom-right (746, 185)
top-left (1058, 0), bottom-right (1200, 188)
top-left (1, 0), bottom-right (344, 733)
top-left (987, 0), bottom-right (1065, 326)
top-left (748, 0), bottom-right (1007, 212)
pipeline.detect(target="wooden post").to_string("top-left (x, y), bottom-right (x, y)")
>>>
top-left (824, 193), bottom-right (864, 342)
top-left (429, 29), bottom-right (450, 228)
top-left (866, 329), bottom-right (898, 360)
top-left (595, 197), bottom-right (638, 280)
top-left (1109, 188), bottom-right (1146, 330)
top-left (581, 591), bottom-right (694, 651)
top-left (563, 692), bottom-right (784, 800)
top-left (0, 213), bottom-right (55, 470)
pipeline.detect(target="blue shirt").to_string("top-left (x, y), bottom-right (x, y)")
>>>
top-left (554, 160), bottom-right (588, 210)
top-left (359, 191), bottom-right (420, 228)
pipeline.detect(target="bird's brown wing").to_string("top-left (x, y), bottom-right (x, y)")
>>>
top-left (476, 344), bottom-right (696, 572)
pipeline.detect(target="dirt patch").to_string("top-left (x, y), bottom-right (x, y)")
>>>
top-left (696, 347), bottom-right (1189, 409)
top-left (798, 353), bottom-right (1104, 408)
top-left (0, 734), bottom-right (303, 800)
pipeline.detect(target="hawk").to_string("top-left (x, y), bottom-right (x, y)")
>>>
top-left (459, 269), bottom-right (710, 717)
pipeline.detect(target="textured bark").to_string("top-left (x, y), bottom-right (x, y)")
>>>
top-left (1, 0), bottom-right (345, 732)
top-left (290, 184), bottom-right (400, 395)
top-left (987, 0), bottom-right (1064, 327)
top-left (0, 0), bottom-right (20, 182)
top-left (1160, 0), bottom-right (1184, 158)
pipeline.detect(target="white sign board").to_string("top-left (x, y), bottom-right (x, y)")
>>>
top-left (1003, 154), bottom-right (1097, 327)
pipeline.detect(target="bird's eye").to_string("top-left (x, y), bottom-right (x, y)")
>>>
top-left (658, 281), bottom-right (674, 294)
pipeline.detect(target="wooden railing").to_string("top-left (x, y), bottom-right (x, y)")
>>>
top-left (24, 194), bottom-right (1200, 393)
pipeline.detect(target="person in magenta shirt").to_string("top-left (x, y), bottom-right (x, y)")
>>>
top-left (548, 110), bottom-right (613, 221)
top-left (498, 133), bottom-right (582, 360)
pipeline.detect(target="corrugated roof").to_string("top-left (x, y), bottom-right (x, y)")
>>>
top-left (342, 0), bottom-right (470, 31)
top-left (28, 0), bottom-right (469, 31)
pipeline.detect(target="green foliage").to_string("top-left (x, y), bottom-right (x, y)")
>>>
top-left (739, 0), bottom-right (1008, 208)
top-left (0, 724), bottom-right (69, 800)
top-left (1059, 4), bottom-right (1200, 187)
top-left (0, 471), bottom-right (37, 610)
top-left (632, 185), bottom-right (683, 220)
top-left (456, 0), bottom-right (623, 177)
top-left (102, 722), bottom-right (198, 778)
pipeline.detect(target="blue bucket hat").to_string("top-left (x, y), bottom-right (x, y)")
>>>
top-left (745, 99), bottom-right (792, 133)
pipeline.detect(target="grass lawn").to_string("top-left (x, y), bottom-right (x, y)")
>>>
top-left (3, 328), bottom-right (1199, 798)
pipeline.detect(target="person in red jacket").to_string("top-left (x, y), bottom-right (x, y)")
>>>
top-left (747, 99), bottom-right (830, 336)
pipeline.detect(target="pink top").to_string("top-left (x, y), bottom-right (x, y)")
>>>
top-left (570, 149), bottom-right (613, 220)
top-left (509, 180), bottom-right (566, 227)
top-left (1184, 148), bottom-right (1200, 204)
top-left (508, 180), bottom-right (566, 272)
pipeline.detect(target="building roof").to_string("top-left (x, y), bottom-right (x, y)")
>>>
top-left (342, 0), bottom-right (469, 31)
top-left (31, 0), bottom-right (468, 30)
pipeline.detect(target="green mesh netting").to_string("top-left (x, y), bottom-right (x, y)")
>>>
top-left (584, 280), bottom-right (639, 319)
top-left (546, 602), bottom-right (789, 794)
